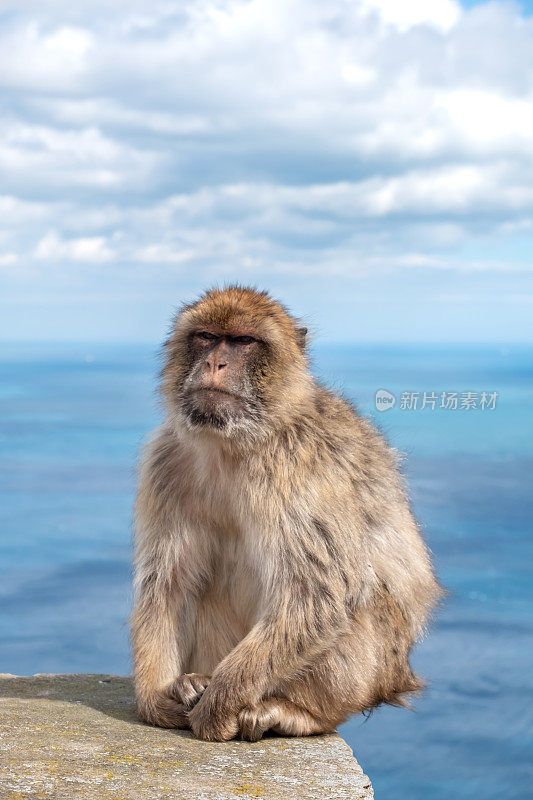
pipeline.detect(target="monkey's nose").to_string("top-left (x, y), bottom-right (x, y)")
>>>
top-left (206, 358), bottom-right (227, 372)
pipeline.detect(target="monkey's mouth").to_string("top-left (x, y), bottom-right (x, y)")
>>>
top-left (182, 386), bottom-right (243, 417)
top-left (180, 384), bottom-right (263, 434)
top-left (188, 387), bottom-right (247, 405)
top-left (195, 387), bottom-right (237, 398)
top-left (181, 388), bottom-right (241, 431)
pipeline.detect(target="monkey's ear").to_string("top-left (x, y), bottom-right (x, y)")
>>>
top-left (296, 326), bottom-right (308, 351)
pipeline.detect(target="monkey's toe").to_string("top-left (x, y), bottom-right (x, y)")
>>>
top-left (238, 702), bottom-right (279, 742)
top-left (238, 709), bottom-right (262, 742)
top-left (166, 673), bottom-right (211, 710)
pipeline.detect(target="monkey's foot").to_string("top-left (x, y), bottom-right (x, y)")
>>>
top-left (239, 698), bottom-right (329, 741)
top-left (238, 700), bottom-right (281, 742)
top-left (137, 693), bottom-right (189, 729)
top-left (166, 673), bottom-right (211, 710)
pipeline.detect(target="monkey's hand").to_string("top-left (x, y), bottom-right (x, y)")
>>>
top-left (137, 691), bottom-right (189, 729)
top-left (165, 673), bottom-right (211, 710)
top-left (187, 681), bottom-right (240, 742)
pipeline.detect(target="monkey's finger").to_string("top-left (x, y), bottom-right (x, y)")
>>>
top-left (164, 678), bottom-right (183, 702)
top-left (179, 677), bottom-right (202, 708)
top-left (190, 674), bottom-right (211, 693)
top-left (165, 675), bottom-right (196, 707)
top-left (185, 689), bottom-right (204, 709)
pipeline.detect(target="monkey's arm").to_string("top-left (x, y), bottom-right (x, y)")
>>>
top-left (131, 559), bottom-right (198, 728)
top-left (188, 562), bottom-right (349, 741)
top-left (131, 436), bottom-right (203, 727)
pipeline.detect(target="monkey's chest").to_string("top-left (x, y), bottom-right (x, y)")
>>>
top-left (186, 536), bottom-right (260, 674)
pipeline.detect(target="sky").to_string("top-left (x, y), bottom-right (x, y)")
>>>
top-left (1, 0), bottom-right (533, 343)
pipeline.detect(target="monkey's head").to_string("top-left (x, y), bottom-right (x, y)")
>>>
top-left (162, 286), bottom-right (310, 440)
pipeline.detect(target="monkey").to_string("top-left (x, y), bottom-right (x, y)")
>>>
top-left (130, 285), bottom-right (441, 742)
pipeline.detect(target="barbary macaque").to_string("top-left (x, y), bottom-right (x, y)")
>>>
top-left (131, 286), bottom-right (440, 741)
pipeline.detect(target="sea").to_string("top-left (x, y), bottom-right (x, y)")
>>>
top-left (0, 342), bottom-right (532, 800)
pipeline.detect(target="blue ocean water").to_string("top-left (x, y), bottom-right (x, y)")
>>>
top-left (0, 342), bottom-right (532, 799)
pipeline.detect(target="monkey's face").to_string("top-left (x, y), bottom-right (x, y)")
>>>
top-left (162, 287), bottom-right (310, 439)
top-left (178, 327), bottom-right (267, 434)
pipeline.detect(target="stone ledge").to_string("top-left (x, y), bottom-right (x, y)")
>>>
top-left (0, 674), bottom-right (373, 799)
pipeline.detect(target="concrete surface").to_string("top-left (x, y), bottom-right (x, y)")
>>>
top-left (0, 673), bottom-right (373, 799)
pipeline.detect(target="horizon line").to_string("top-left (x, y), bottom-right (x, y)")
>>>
top-left (1, 339), bottom-right (532, 347)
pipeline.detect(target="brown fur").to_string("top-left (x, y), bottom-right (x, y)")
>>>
top-left (131, 286), bottom-right (441, 741)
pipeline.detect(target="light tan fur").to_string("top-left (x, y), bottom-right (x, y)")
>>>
top-left (131, 286), bottom-right (441, 741)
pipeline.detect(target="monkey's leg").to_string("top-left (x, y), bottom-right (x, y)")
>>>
top-left (271, 599), bottom-right (424, 733)
top-left (238, 697), bottom-right (329, 742)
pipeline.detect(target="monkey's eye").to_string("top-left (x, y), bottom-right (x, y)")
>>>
top-left (232, 335), bottom-right (256, 345)
top-left (195, 331), bottom-right (218, 341)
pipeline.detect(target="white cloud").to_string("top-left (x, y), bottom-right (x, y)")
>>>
top-left (34, 231), bottom-right (114, 262)
top-left (135, 243), bottom-right (195, 263)
top-left (435, 88), bottom-right (533, 154)
top-left (35, 97), bottom-right (211, 135)
top-left (0, 0), bottom-right (531, 280)
top-left (359, 0), bottom-right (461, 32)
top-left (0, 195), bottom-right (53, 225)
top-left (0, 120), bottom-right (161, 191)
top-left (0, 252), bottom-right (18, 266)
top-left (0, 22), bottom-right (94, 91)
